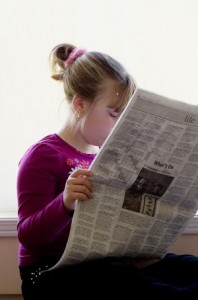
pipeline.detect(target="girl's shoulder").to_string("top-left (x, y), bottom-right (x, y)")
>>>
top-left (18, 134), bottom-right (65, 166)
top-left (19, 133), bottom-right (96, 166)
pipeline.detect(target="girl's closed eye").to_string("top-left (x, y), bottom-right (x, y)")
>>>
top-left (108, 108), bottom-right (120, 118)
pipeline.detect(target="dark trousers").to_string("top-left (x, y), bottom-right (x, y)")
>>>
top-left (19, 253), bottom-right (198, 300)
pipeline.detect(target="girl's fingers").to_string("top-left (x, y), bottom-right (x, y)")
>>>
top-left (70, 169), bottom-right (93, 178)
top-left (73, 191), bottom-right (92, 201)
top-left (64, 169), bottom-right (94, 208)
top-left (68, 184), bottom-right (93, 199)
top-left (69, 177), bottom-right (93, 192)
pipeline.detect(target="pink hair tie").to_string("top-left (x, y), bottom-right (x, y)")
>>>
top-left (64, 48), bottom-right (87, 67)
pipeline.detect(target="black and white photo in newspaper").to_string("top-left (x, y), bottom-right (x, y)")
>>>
top-left (54, 88), bottom-right (198, 268)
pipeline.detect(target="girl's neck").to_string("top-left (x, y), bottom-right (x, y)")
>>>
top-left (58, 125), bottom-right (99, 155)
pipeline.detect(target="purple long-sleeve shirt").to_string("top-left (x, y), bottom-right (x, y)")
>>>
top-left (17, 134), bottom-right (96, 266)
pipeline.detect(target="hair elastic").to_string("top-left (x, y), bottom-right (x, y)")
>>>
top-left (64, 48), bottom-right (87, 67)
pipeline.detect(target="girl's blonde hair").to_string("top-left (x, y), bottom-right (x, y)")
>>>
top-left (49, 43), bottom-right (136, 112)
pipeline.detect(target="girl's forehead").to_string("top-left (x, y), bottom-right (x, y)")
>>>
top-left (105, 87), bottom-right (129, 112)
top-left (93, 78), bottom-right (131, 112)
top-left (99, 80), bottom-right (120, 100)
top-left (95, 89), bottom-right (119, 106)
top-left (94, 91), bottom-right (127, 113)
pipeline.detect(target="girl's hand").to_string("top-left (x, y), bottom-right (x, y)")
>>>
top-left (63, 169), bottom-right (93, 211)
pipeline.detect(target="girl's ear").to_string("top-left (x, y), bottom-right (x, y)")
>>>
top-left (72, 94), bottom-right (86, 113)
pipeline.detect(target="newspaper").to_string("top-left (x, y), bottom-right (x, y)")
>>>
top-left (55, 88), bottom-right (198, 267)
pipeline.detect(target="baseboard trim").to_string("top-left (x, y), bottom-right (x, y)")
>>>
top-left (0, 217), bottom-right (18, 237)
top-left (0, 295), bottom-right (23, 300)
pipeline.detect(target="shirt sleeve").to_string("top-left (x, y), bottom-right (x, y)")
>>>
top-left (17, 143), bottom-right (72, 251)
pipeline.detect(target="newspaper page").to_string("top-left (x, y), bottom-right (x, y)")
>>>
top-left (55, 88), bottom-right (198, 267)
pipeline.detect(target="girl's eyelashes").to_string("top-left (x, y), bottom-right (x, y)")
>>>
top-left (107, 108), bottom-right (120, 118)
top-left (109, 112), bottom-right (119, 118)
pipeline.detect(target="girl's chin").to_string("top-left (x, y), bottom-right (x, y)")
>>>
top-left (92, 136), bottom-right (107, 148)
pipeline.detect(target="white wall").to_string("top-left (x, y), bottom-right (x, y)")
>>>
top-left (1, 0), bottom-right (198, 213)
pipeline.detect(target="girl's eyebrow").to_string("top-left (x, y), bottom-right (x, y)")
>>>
top-left (107, 105), bottom-right (118, 110)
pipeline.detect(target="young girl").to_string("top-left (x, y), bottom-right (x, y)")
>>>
top-left (17, 43), bottom-right (198, 300)
top-left (17, 43), bottom-right (136, 299)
